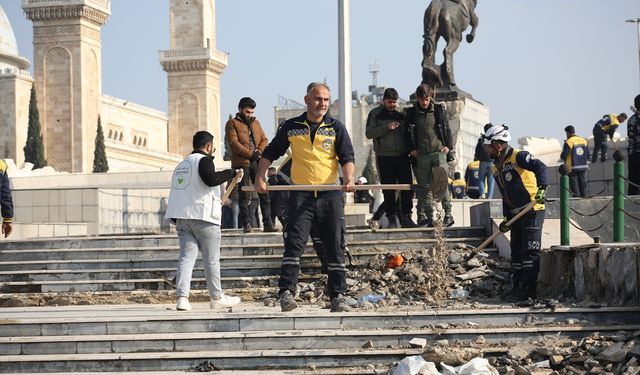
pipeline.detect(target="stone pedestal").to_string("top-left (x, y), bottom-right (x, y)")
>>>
top-left (436, 92), bottom-right (490, 176)
top-left (539, 244), bottom-right (640, 305)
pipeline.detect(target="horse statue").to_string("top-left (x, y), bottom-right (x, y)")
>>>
top-left (421, 0), bottom-right (478, 90)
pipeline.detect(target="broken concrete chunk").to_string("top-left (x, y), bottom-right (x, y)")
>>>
top-left (362, 340), bottom-right (374, 349)
top-left (596, 342), bottom-right (628, 363)
top-left (550, 355), bottom-right (565, 366)
top-left (409, 337), bottom-right (427, 348)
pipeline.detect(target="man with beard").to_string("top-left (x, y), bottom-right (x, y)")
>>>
top-left (405, 84), bottom-right (455, 227)
top-left (254, 82), bottom-right (355, 313)
top-left (365, 87), bottom-right (416, 228)
top-left (483, 124), bottom-right (548, 302)
top-left (166, 131), bottom-right (241, 311)
top-left (225, 97), bottom-right (277, 233)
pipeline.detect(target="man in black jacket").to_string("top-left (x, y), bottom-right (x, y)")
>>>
top-left (405, 84), bottom-right (454, 227)
top-left (365, 88), bottom-right (416, 228)
top-left (475, 123), bottom-right (495, 199)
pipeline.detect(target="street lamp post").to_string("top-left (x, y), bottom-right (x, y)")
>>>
top-left (626, 18), bottom-right (640, 90)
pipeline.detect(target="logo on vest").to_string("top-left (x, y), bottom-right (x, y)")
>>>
top-left (322, 138), bottom-right (333, 151)
top-left (576, 148), bottom-right (584, 156)
top-left (505, 172), bottom-right (513, 182)
top-left (172, 161), bottom-right (192, 190)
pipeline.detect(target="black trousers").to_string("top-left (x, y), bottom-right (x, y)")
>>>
top-left (592, 127), bottom-right (608, 162)
top-left (569, 170), bottom-right (588, 198)
top-left (238, 161), bottom-right (272, 228)
top-left (629, 153), bottom-right (640, 196)
top-left (376, 155), bottom-right (413, 218)
top-left (279, 191), bottom-right (346, 298)
top-left (509, 209), bottom-right (545, 283)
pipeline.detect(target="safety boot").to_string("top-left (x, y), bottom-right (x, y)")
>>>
top-left (279, 290), bottom-right (297, 312)
top-left (400, 215), bottom-right (417, 228)
top-left (330, 294), bottom-right (351, 312)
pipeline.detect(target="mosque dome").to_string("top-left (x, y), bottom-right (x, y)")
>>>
top-left (0, 5), bottom-right (30, 71)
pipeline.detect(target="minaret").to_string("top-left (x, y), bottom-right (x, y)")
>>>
top-left (160, 0), bottom-right (227, 159)
top-left (23, 0), bottom-right (110, 173)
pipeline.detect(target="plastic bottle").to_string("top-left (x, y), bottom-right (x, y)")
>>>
top-left (449, 288), bottom-right (469, 299)
top-left (358, 293), bottom-right (385, 304)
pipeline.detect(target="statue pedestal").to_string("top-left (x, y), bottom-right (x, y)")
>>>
top-left (438, 94), bottom-right (490, 176)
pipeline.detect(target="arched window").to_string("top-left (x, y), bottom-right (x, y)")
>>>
top-left (108, 129), bottom-right (113, 139)
top-left (143, 138), bottom-right (147, 147)
top-left (119, 132), bottom-right (123, 141)
top-left (133, 136), bottom-right (137, 145)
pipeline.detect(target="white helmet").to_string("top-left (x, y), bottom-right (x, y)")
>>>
top-left (482, 124), bottom-right (511, 145)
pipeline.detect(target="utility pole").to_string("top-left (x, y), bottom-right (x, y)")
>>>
top-left (338, 0), bottom-right (353, 135)
top-left (626, 18), bottom-right (640, 90)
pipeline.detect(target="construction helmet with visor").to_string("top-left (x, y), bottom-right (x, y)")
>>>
top-left (482, 124), bottom-right (511, 145)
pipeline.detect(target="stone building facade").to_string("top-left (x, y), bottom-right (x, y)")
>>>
top-left (0, 5), bottom-right (33, 168)
top-left (1, 0), bottom-right (225, 173)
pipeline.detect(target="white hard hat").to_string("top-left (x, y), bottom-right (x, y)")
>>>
top-left (482, 124), bottom-right (511, 145)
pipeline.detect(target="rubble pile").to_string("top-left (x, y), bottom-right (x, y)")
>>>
top-left (387, 330), bottom-right (640, 375)
top-left (268, 240), bottom-right (514, 308)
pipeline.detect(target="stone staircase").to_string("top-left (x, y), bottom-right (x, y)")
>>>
top-left (0, 228), bottom-right (486, 294)
top-left (2, 227), bottom-right (639, 373)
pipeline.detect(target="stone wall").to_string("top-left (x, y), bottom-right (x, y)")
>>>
top-left (0, 71), bottom-right (32, 167)
top-left (12, 186), bottom-right (170, 236)
top-left (443, 97), bottom-right (490, 176)
top-left (539, 244), bottom-right (640, 305)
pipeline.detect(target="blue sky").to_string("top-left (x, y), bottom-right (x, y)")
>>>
top-left (3, 0), bottom-right (639, 143)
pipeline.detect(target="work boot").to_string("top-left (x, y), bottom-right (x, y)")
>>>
top-left (279, 290), bottom-right (297, 312)
top-left (263, 223), bottom-right (278, 233)
top-left (400, 215), bottom-right (417, 228)
top-left (523, 281), bottom-right (537, 300)
top-left (367, 218), bottom-right (380, 230)
top-left (243, 224), bottom-right (252, 233)
top-left (386, 216), bottom-right (399, 229)
top-left (442, 215), bottom-right (455, 227)
top-left (503, 281), bottom-right (527, 302)
top-left (417, 218), bottom-right (433, 228)
top-left (330, 294), bottom-right (351, 312)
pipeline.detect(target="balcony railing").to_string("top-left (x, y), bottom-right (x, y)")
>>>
top-left (22, 0), bottom-right (110, 13)
top-left (159, 47), bottom-right (227, 64)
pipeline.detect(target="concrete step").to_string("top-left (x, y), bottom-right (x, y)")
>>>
top-left (0, 274), bottom-right (292, 293)
top-left (0, 236), bottom-right (485, 262)
top-left (1, 304), bottom-right (639, 372)
top-left (14, 370), bottom-right (383, 375)
top-left (0, 226), bottom-right (487, 250)
top-left (2, 303), bottom-right (638, 337)
top-left (0, 247), bottom-right (498, 275)
top-left (3, 324), bottom-right (640, 356)
top-left (0, 347), bottom-right (421, 373)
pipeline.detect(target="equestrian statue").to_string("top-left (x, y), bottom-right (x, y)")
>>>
top-left (422, 0), bottom-right (478, 91)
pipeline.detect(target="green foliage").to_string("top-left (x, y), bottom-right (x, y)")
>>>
top-left (223, 113), bottom-right (233, 161)
top-left (361, 147), bottom-right (378, 183)
top-left (92, 116), bottom-right (109, 173)
top-left (23, 85), bottom-right (47, 169)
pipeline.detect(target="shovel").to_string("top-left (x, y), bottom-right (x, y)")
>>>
top-left (474, 200), bottom-right (537, 253)
top-left (221, 169), bottom-right (244, 205)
